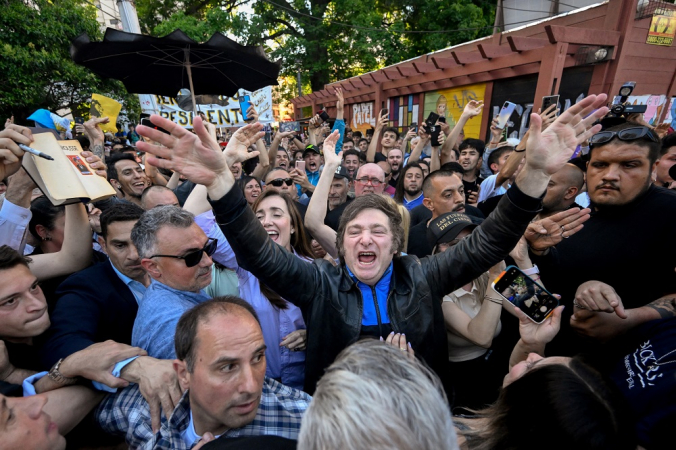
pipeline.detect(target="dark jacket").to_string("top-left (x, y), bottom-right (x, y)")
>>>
top-left (209, 185), bottom-right (542, 393)
top-left (39, 260), bottom-right (139, 370)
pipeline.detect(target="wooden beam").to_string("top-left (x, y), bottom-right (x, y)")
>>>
top-left (533, 42), bottom-right (569, 112)
top-left (397, 65), bottom-right (419, 77)
top-left (420, 81), bottom-right (438, 91)
top-left (431, 56), bottom-right (457, 69)
top-left (370, 72), bottom-right (388, 83)
top-left (339, 82), bottom-right (353, 91)
top-left (412, 61), bottom-right (437, 73)
top-left (477, 44), bottom-right (514, 59)
top-left (507, 36), bottom-right (549, 52)
top-left (545, 25), bottom-right (621, 47)
top-left (360, 76), bottom-right (375, 86)
top-left (383, 69), bottom-right (403, 80)
top-left (452, 51), bottom-right (484, 65)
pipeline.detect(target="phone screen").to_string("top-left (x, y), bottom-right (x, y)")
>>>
top-left (492, 266), bottom-right (558, 323)
top-left (541, 95), bottom-right (560, 116)
top-left (239, 95), bottom-right (252, 121)
top-left (496, 102), bottom-right (517, 130)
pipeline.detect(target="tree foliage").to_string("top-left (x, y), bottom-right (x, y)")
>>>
top-left (138, 0), bottom-right (495, 95)
top-left (0, 0), bottom-right (139, 124)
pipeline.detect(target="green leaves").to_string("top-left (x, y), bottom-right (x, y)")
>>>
top-left (0, 0), bottom-right (139, 123)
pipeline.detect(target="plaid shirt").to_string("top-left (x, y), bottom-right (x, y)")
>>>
top-left (95, 377), bottom-right (311, 450)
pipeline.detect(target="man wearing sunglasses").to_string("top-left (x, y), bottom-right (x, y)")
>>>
top-left (131, 206), bottom-right (217, 361)
top-left (263, 167), bottom-right (308, 218)
top-left (528, 122), bottom-right (676, 351)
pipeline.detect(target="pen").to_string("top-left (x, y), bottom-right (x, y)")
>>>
top-left (18, 144), bottom-right (54, 161)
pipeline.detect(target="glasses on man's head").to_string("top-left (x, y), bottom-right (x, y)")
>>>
top-left (589, 127), bottom-right (659, 147)
top-left (355, 177), bottom-right (384, 186)
top-left (149, 238), bottom-right (218, 267)
top-left (269, 178), bottom-right (294, 187)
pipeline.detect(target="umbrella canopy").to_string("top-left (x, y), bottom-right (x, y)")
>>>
top-left (71, 28), bottom-right (281, 109)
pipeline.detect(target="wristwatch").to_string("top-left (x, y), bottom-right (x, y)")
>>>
top-left (48, 358), bottom-right (79, 385)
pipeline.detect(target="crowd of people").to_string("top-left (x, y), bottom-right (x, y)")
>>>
top-left (0, 86), bottom-right (674, 450)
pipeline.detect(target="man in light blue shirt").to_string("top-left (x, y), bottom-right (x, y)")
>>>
top-left (132, 205), bottom-right (215, 360)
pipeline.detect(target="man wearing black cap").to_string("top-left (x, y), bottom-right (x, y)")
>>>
top-left (296, 144), bottom-right (323, 194)
top-left (328, 165), bottom-right (352, 212)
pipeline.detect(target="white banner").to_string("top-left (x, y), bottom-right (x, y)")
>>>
top-left (147, 87), bottom-right (273, 129)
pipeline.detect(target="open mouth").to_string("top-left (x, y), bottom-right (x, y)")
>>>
top-left (357, 251), bottom-right (376, 265)
top-left (267, 230), bottom-right (279, 241)
top-left (132, 181), bottom-right (146, 189)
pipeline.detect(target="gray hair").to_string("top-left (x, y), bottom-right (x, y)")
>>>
top-left (131, 205), bottom-right (195, 258)
top-left (298, 340), bottom-right (458, 450)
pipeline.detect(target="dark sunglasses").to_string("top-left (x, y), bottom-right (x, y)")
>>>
top-left (270, 178), bottom-right (294, 187)
top-left (589, 126), bottom-right (659, 147)
top-left (149, 238), bottom-right (218, 267)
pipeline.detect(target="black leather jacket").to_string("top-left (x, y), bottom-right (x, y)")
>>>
top-left (209, 185), bottom-right (542, 393)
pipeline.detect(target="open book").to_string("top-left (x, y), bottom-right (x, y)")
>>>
top-left (22, 133), bottom-right (116, 205)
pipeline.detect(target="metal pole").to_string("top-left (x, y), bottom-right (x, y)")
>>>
top-left (185, 49), bottom-right (198, 114)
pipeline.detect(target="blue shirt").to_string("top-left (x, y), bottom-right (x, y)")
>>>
top-left (132, 280), bottom-right (209, 359)
top-left (403, 192), bottom-right (424, 211)
top-left (347, 263), bottom-right (393, 326)
top-left (331, 119), bottom-right (345, 154)
top-left (111, 263), bottom-right (147, 304)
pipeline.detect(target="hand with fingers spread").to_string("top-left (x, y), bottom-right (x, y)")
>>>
top-left (222, 123), bottom-right (264, 167)
top-left (280, 329), bottom-right (307, 351)
top-left (523, 94), bottom-right (608, 177)
top-left (383, 331), bottom-right (415, 358)
top-left (525, 207), bottom-right (591, 253)
top-left (321, 130), bottom-right (342, 165)
top-left (120, 356), bottom-right (183, 433)
top-left (0, 124), bottom-right (34, 180)
top-left (574, 281), bottom-right (626, 318)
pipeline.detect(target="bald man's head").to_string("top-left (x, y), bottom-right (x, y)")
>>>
top-left (542, 164), bottom-right (585, 214)
top-left (355, 163), bottom-right (386, 196)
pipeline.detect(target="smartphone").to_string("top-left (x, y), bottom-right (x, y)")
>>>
top-left (280, 121), bottom-right (300, 133)
top-left (425, 112), bottom-right (440, 131)
top-left (366, 128), bottom-right (374, 137)
top-left (492, 265), bottom-right (559, 324)
top-left (74, 117), bottom-right (84, 124)
top-left (140, 117), bottom-right (170, 135)
top-left (239, 95), bottom-right (252, 121)
top-left (295, 160), bottom-right (306, 172)
top-left (438, 116), bottom-right (446, 124)
top-left (410, 122), bottom-right (418, 133)
top-left (541, 95), bottom-right (560, 116)
top-left (496, 101), bottom-right (517, 130)
top-left (319, 110), bottom-right (330, 122)
top-left (380, 108), bottom-right (389, 118)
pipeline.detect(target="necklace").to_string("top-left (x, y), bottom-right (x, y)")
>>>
top-left (649, 348), bottom-right (676, 370)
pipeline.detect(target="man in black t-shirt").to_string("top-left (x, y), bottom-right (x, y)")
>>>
top-left (458, 139), bottom-right (485, 205)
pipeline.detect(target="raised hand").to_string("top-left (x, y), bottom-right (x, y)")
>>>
top-left (539, 104), bottom-right (559, 132)
top-left (0, 124), bottom-right (34, 180)
top-left (321, 130), bottom-right (342, 165)
top-left (223, 123), bottom-right (265, 167)
top-left (83, 117), bottom-right (108, 143)
top-left (463, 100), bottom-right (484, 118)
top-left (526, 94), bottom-right (608, 176)
top-left (246, 104), bottom-right (259, 123)
top-left (137, 115), bottom-right (238, 189)
top-left (375, 110), bottom-right (388, 130)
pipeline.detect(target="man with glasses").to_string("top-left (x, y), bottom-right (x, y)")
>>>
top-left (325, 163), bottom-right (387, 230)
top-left (263, 167), bottom-right (308, 217)
top-left (131, 206), bottom-right (217, 360)
top-left (528, 122), bottom-right (676, 350)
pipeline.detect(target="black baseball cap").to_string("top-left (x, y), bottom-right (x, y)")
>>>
top-left (332, 165), bottom-right (352, 180)
top-left (303, 144), bottom-right (322, 156)
top-left (427, 212), bottom-right (480, 252)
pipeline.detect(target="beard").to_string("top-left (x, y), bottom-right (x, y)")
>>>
top-left (404, 187), bottom-right (421, 197)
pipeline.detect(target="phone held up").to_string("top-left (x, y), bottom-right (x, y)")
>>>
top-left (140, 117), bottom-right (170, 135)
top-left (496, 101), bottom-right (517, 130)
top-left (295, 160), bottom-right (306, 172)
top-left (239, 95), bottom-right (252, 121)
top-left (491, 265), bottom-right (559, 324)
top-left (541, 95), bottom-right (560, 116)
top-left (318, 110), bottom-right (330, 123)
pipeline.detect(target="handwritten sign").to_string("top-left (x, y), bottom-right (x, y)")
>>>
top-left (152, 87), bottom-right (273, 128)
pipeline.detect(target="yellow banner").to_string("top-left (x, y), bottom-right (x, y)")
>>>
top-left (90, 94), bottom-right (122, 133)
top-left (422, 83), bottom-right (487, 139)
top-left (647, 10), bottom-right (676, 46)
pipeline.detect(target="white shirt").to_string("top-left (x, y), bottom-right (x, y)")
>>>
top-left (477, 174), bottom-right (509, 203)
top-left (443, 272), bottom-right (502, 362)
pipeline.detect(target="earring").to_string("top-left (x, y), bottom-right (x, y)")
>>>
top-left (290, 228), bottom-right (295, 234)
top-left (43, 236), bottom-right (52, 241)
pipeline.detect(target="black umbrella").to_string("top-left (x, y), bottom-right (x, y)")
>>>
top-left (71, 28), bottom-right (281, 112)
